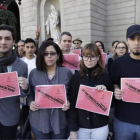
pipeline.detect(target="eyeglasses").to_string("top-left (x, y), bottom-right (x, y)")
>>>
top-left (116, 47), bottom-right (126, 50)
top-left (83, 55), bottom-right (97, 61)
top-left (44, 52), bottom-right (57, 56)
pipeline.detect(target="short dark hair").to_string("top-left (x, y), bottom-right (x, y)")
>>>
top-left (60, 32), bottom-right (72, 40)
top-left (112, 40), bottom-right (119, 47)
top-left (18, 40), bottom-right (25, 44)
top-left (95, 41), bottom-right (105, 52)
top-left (24, 38), bottom-right (36, 46)
top-left (36, 41), bottom-right (63, 71)
top-left (0, 24), bottom-right (16, 41)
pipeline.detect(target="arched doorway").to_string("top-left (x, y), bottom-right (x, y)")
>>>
top-left (7, 1), bottom-right (20, 42)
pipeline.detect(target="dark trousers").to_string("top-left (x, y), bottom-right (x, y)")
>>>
top-left (0, 122), bottom-right (17, 139)
top-left (31, 125), bottom-right (68, 140)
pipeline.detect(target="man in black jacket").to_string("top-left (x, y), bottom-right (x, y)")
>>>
top-left (112, 24), bottom-right (140, 140)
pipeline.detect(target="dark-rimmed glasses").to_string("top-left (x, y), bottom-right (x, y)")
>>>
top-left (116, 47), bottom-right (126, 50)
top-left (83, 55), bottom-right (97, 61)
top-left (44, 52), bottom-right (57, 57)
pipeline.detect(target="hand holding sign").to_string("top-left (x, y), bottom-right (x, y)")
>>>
top-left (114, 88), bottom-right (123, 100)
top-left (18, 77), bottom-right (28, 90)
top-left (30, 101), bottom-right (39, 111)
top-left (95, 85), bottom-right (107, 91)
top-left (62, 101), bottom-right (70, 111)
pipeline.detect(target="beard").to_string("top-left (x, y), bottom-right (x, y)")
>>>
top-left (132, 52), bottom-right (140, 55)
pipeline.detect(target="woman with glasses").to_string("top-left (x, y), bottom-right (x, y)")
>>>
top-left (68, 43), bottom-right (113, 139)
top-left (28, 41), bottom-right (72, 139)
top-left (108, 41), bottom-right (128, 75)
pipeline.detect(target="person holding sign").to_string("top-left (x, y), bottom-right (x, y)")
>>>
top-left (0, 25), bottom-right (29, 139)
top-left (59, 32), bottom-right (81, 74)
top-left (111, 24), bottom-right (140, 140)
top-left (68, 43), bottom-right (113, 139)
top-left (28, 41), bottom-right (72, 139)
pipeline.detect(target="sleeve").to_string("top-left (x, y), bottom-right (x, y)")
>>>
top-left (20, 64), bottom-right (30, 97)
top-left (111, 60), bottom-right (120, 86)
top-left (67, 72), bottom-right (80, 131)
top-left (27, 71), bottom-right (35, 106)
top-left (65, 70), bottom-right (73, 101)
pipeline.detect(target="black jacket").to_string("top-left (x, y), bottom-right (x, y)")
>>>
top-left (68, 70), bottom-right (114, 131)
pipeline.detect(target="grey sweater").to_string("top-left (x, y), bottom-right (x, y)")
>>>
top-left (28, 66), bottom-right (72, 134)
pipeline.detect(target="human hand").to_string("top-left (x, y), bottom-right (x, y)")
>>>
top-left (114, 88), bottom-right (123, 100)
top-left (95, 85), bottom-right (107, 91)
top-left (30, 101), bottom-right (39, 111)
top-left (62, 101), bottom-right (70, 111)
top-left (69, 131), bottom-right (77, 140)
top-left (35, 25), bottom-right (41, 40)
top-left (18, 77), bottom-right (28, 90)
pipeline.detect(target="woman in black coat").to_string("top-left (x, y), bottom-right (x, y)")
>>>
top-left (68, 43), bottom-right (113, 140)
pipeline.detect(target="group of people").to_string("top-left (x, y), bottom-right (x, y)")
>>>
top-left (0, 23), bottom-right (140, 140)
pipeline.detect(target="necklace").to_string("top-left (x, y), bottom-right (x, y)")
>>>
top-left (47, 71), bottom-right (55, 79)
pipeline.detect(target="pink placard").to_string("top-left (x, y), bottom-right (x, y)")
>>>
top-left (62, 54), bottom-right (79, 70)
top-left (102, 53), bottom-right (107, 66)
top-left (0, 71), bottom-right (20, 98)
top-left (35, 85), bottom-right (67, 109)
top-left (121, 78), bottom-right (140, 103)
top-left (71, 49), bottom-right (81, 56)
top-left (76, 85), bottom-right (113, 116)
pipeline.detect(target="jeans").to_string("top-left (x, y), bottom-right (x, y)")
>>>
top-left (31, 125), bottom-right (67, 140)
top-left (77, 125), bottom-right (108, 140)
top-left (113, 117), bottom-right (140, 140)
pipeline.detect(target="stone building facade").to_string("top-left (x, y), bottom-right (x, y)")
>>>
top-left (7, 0), bottom-right (140, 52)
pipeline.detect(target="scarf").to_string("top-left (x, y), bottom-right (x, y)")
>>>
top-left (0, 51), bottom-right (17, 73)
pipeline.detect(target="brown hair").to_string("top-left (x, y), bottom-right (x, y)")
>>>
top-left (80, 43), bottom-right (104, 77)
top-left (113, 41), bottom-right (128, 59)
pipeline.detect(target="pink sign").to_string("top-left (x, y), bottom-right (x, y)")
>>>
top-left (35, 85), bottom-right (67, 109)
top-left (76, 85), bottom-right (113, 116)
top-left (102, 53), bottom-right (107, 66)
top-left (0, 72), bottom-right (20, 98)
top-left (121, 78), bottom-right (140, 103)
top-left (71, 49), bottom-right (81, 56)
top-left (62, 54), bottom-right (79, 70)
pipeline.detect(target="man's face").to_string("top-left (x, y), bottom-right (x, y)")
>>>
top-left (0, 30), bottom-right (15, 57)
top-left (59, 35), bottom-right (72, 52)
top-left (127, 34), bottom-right (140, 55)
top-left (73, 41), bottom-right (81, 49)
top-left (24, 42), bottom-right (36, 57)
top-left (18, 42), bottom-right (25, 55)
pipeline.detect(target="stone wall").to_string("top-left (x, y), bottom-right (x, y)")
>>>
top-left (17, 0), bottom-right (137, 51)
top-left (106, 0), bottom-right (135, 52)
top-left (91, 0), bottom-right (106, 45)
top-left (62, 0), bottom-right (91, 47)
top-left (19, 0), bottom-right (38, 40)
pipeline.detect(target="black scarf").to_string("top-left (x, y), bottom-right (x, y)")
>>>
top-left (0, 51), bottom-right (17, 73)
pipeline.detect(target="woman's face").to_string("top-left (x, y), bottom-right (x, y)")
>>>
top-left (44, 45), bottom-right (59, 68)
top-left (96, 42), bottom-right (102, 49)
top-left (83, 50), bottom-right (99, 68)
top-left (115, 43), bottom-right (127, 57)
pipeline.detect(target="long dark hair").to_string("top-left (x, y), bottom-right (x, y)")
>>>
top-left (95, 41), bottom-right (105, 52)
top-left (36, 41), bottom-right (63, 71)
top-left (80, 43), bottom-right (104, 77)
